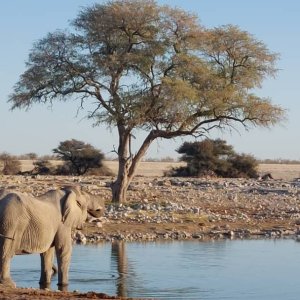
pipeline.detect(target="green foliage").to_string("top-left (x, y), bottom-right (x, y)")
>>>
top-left (0, 152), bottom-right (22, 175)
top-left (169, 139), bottom-right (258, 178)
top-left (8, 0), bottom-right (285, 138)
top-left (53, 139), bottom-right (104, 176)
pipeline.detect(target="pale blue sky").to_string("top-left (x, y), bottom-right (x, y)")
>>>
top-left (0, 0), bottom-right (299, 159)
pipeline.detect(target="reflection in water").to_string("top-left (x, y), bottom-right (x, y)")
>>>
top-left (111, 241), bottom-right (128, 297)
top-left (111, 241), bottom-right (141, 297)
top-left (11, 240), bottom-right (300, 299)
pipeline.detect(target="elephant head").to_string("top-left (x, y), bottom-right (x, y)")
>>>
top-left (61, 186), bottom-right (105, 223)
top-left (60, 186), bottom-right (88, 229)
top-left (85, 192), bottom-right (105, 218)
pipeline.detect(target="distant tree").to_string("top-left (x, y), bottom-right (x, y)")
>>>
top-left (25, 152), bottom-right (38, 160)
top-left (30, 153), bottom-right (38, 160)
top-left (53, 139), bottom-right (104, 175)
top-left (170, 139), bottom-right (258, 178)
top-left (159, 156), bottom-right (176, 163)
top-left (258, 158), bottom-right (300, 164)
top-left (145, 156), bottom-right (176, 162)
top-left (16, 153), bottom-right (38, 160)
top-left (0, 152), bottom-right (22, 175)
top-left (9, 0), bottom-right (285, 202)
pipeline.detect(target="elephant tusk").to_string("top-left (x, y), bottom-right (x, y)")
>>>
top-left (0, 233), bottom-right (15, 240)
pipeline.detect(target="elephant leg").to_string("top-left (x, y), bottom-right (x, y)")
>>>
top-left (56, 246), bottom-right (72, 290)
top-left (0, 240), bottom-right (16, 287)
top-left (39, 247), bottom-right (55, 289)
top-left (55, 233), bottom-right (72, 289)
top-left (0, 257), bottom-right (15, 287)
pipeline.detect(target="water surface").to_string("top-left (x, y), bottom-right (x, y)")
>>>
top-left (11, 239), bottom-right (300, 299)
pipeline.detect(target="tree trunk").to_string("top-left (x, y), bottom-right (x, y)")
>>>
top-left (111, 127), bottom-right (156, 203)
top-left (111, 159), bottom-right (130, 203)
top-left (111, 124), bottom-right (132, 203)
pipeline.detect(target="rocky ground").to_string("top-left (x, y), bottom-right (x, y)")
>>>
top-left (1, 173), bottom-right (300, 299)
top-left (1, 174), bottom-right (300, 241)
top-left (83, 176), bottom-right (300, 242)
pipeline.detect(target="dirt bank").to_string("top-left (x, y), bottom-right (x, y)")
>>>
top-left (0, 286), bottom-right (130, 300)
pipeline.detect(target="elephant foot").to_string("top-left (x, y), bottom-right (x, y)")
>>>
top-left (57, 283), bottom-right (68, 292)
top-left (0, 277), bottom-right (16, 288)
top-left (39, 282), bottom-right (51, 290)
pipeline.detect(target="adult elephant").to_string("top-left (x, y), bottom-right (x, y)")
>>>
top-left (0, 186), bottom-right (104, 289)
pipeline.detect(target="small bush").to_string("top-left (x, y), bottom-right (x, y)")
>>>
top-left (0, 152), bottom-right (22, 175)
top-left (169, 139), bottom-right (258, 179)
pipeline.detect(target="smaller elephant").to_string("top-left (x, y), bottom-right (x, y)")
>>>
top-left (0, 186), bottom-right (104, 289)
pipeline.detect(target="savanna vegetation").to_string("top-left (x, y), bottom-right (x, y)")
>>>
top-left (8, 0), bottom-right (285, 202)
top-left (0, 140), bottom-right (112, 176)
top-left (53, 139), bottom-right (105, 176)
top-left (0, 152), bottom-right (21, 175)
top-left (167, 139), bottom-right (258, 178)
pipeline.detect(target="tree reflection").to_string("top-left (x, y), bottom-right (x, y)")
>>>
top-left (111, 241), bottom-right (128, 297)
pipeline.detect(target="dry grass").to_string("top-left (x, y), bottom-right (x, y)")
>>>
top-left (19, 160), bottom-right (300, 181)
top-left (105, 161), bottom-right (300, 180)
top-left (103, 161), bottom-right (185, 177)
top-left (258, 164), bottom-right (300, 180)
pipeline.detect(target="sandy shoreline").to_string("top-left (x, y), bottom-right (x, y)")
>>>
top-left (0, 286), bottom-right (130, 300)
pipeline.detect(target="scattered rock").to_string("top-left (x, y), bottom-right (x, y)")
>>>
top-left (1, 175), bottom-right (300, 242)
top-left (74, 231), bottom-right (87, 244)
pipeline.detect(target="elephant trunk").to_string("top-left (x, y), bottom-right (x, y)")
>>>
top-left (88, 208), bottom-right (104, 218)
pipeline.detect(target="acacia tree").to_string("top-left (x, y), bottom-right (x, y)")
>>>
top-left (9, 0), bottom-right (285, 202)
top-left (173, 139), bottom-right (258, 178)
top-left (176, 139), bottom-right (234, 176)
top-left (53, 139), bottom-right (104, 175)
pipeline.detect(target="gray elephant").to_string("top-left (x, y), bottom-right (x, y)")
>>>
top-left (0, 186), bottom-right (104, 289)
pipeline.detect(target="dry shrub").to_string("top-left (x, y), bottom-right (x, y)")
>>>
top-left (0, 153), bottom-right (21, 175)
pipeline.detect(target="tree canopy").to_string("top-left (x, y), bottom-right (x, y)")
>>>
top-left (53, 139), bottom-right (104, 175)
top-left (9, 0), bottom-right (285, 202)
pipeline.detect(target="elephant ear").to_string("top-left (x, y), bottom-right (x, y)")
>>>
top-left (62, 189), bottom-right (81, 228)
